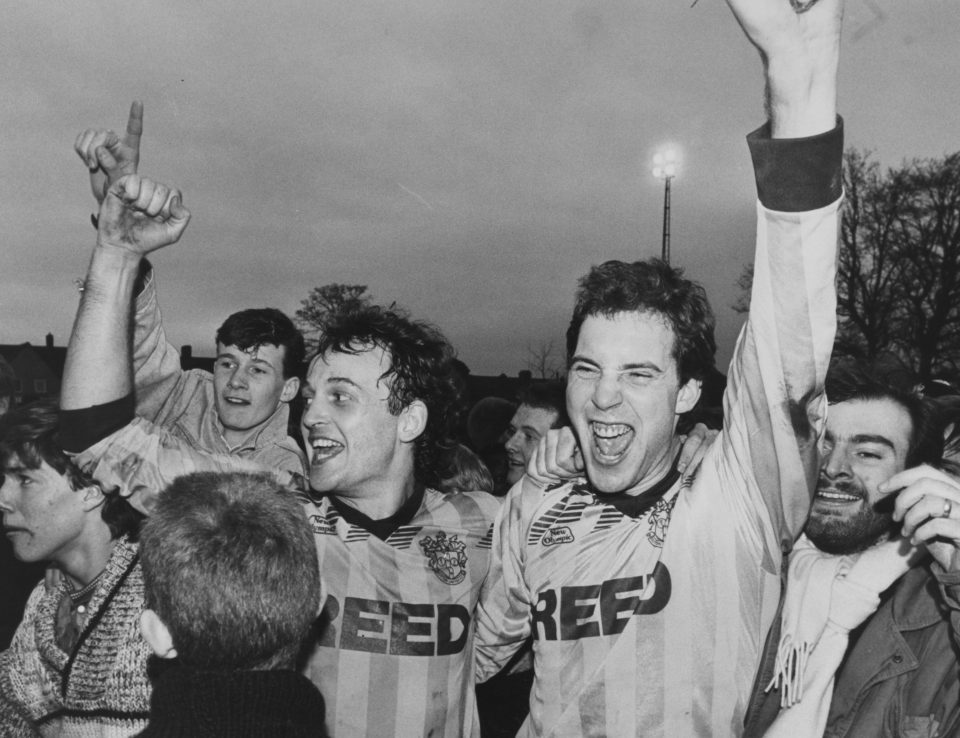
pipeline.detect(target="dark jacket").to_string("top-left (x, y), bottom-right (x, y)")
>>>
top-left (137, 663), bottom-right (328, 738)
top-left (746, 563), bottom-right (960, 738)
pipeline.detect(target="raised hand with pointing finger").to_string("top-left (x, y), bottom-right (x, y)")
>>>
top-left (75, 100), bottom-right (143, 205)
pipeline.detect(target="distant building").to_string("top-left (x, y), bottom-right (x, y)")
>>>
top-left (0, 334), bottom-right (66, 406)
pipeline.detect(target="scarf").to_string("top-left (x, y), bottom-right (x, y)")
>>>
top-left (764, 534), bottom-right (918, 737)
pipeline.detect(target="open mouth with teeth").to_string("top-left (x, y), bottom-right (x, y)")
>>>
top-left (814, 486), bottom-right (863, 505)
top-left (222, 396), bottom-right (250, 406)
top-left (590, 421), bottom-right (635, 461)
top-left (310, 437), bottom-right (344, 464)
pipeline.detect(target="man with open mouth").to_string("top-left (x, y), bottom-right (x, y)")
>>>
top-left (742, 361), bottom-right (960, 737)
top-left (474, 0), bottom-right (848, 734)
top-left (59, 176), bottom-right (500, 737)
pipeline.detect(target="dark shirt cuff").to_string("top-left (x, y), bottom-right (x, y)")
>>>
top-left (747, 116), bottom-right (844, 212)
top-left (58, 394), bottom-right (135, 453)
top-left (135, 258), bottom-right (152, 297)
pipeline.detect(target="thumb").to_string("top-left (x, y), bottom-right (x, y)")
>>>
top-left (169, 196), bottom-right (190, 223)
top-left (572, 446), bottom-right (584, 472)
top-left (96, 145), bottom-right (118, 172)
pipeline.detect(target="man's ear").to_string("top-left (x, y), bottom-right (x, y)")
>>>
top-left (399, 400), bottom-right (428, 443)
top-left (140, 609), bottom-right (178, 659)
top-left (675, 377), bottom-right (702, 416)
top-left (79, 485), bottom-right (105, 512)
top-left (280, 377), bottom-right (300, 404)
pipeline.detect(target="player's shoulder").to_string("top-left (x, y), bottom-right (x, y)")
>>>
top-left (423, 486), bottom-right (501, 526)
top-left (506, 476), bottom-right (584, 512)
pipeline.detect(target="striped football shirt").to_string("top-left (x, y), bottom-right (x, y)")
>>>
top-left (302, 488), bottom-right (499, 737)
top-left (475, 193), bottom-right (841, 737)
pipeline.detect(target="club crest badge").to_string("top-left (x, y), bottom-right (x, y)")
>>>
top-left (419, 531), bottom-right (468, 585)
top-left (646, 497), bottom-right (676, 548)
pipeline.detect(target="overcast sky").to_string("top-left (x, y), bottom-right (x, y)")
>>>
top-left (2, 0), bottom-right (957, 376)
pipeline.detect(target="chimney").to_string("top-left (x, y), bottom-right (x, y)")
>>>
top-left (181, 345), bottom-right (193, 360)
top-left (45, 333), bottom-right (54, 348)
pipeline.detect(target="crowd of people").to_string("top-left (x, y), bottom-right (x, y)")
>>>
top-left (3, 0), bottom-right (960, 736)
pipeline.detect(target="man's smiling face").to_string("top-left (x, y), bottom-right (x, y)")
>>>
top-left (566, 311), bottom-right (700, 495)
top-left (300, 345), bottom-right (409, 499)
top-left (504, 404), bottom-right (559, 486)
top-left (804, 397), bottom-right (913, 555)
top-left (212, 343), bottom-right (298, 445)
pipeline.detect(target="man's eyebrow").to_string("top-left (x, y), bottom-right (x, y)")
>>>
top-left (569, 355), bottom-right (663, 373)
top-left (326, 376), bottom-right (363, 391)
top-left (824, 430), bottom-right (897, 451)
top-left (619, 362), bottom-right (664, 373)
top-left (850, 434), bottom-right (898, 450)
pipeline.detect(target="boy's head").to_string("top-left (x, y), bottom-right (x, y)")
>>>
top-left (139, 471), bottom-right (321, 671)
top-left (212, 308), bottom-right (305, 443)
top-left (0, 399), bottom-right (142, 566)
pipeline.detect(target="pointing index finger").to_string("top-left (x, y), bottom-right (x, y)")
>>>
top-left (125, 100), bottom-right (144, 147)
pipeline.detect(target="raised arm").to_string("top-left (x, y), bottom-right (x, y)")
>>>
top-left (75, 103), bottom-right (187, 421)
top-left (727, 0), bottom-right (841, 137)
top-left (717, 0), bottom-right (844, 552)
top-left (61, 175), bottom-right (190, 411)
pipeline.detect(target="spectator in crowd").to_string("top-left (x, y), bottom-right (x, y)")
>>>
top-left (0, 357), bottom-right (46, 651)
top-left (437, 443), bottom-right (495, 495)
top-left (504, 382), bottom-right (568, 489)
top-left (744, 360), bottom-right (960, 736)
top-left (59, 173), bottom-right (500, 737)
top-left (0, 400), bottom-right (149, 735)
top-left (137, 471), bottom-right (328, 737)
top-left (473, 0), bottom-right (848, 733)
top-left (75, 104), bottom-right (306, 477)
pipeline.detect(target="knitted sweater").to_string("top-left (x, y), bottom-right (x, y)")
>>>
top-left (0, 537), bottom-right (151, 737)
top-left (136, 664), bottom-right (328, 737)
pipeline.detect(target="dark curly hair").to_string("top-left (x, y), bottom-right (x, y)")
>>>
top-left (566, 259), bottom-right (716, 385)
top-left (316, 304), bottom-right (458, 487)
top-left (216, 308), bottom-right (306, 379)
top-left (0, 399), bottom-right (143, 540)
top-left (826, 357), bottom-right (942, 468)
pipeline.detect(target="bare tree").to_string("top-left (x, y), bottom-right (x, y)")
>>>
top-left (733, 149), bottom-right (960, 382)
top-left (526, 340), bottom-right (564, 380)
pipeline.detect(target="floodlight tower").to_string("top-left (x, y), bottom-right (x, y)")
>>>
top-left (652, 147), bottom-right (679, 264)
